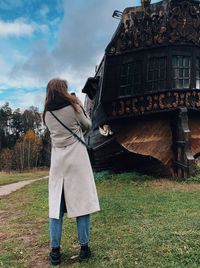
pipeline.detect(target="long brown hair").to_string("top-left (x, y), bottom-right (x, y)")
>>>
top-left (43, 78), bottom-right (81, 123)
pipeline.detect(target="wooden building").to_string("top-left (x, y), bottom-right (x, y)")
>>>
top-left (82, 0), bottom-right (200, 178)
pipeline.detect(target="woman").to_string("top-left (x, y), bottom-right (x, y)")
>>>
top-left (43, 79), bottom-right (100, 266)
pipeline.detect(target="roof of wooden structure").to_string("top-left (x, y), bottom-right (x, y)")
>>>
top-left (106, 0), bottom-right (200, 55)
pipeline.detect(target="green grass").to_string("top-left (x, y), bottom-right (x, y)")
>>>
top-left (1, 173), bottom-right (200, 267)
top-left (185, 165), bottom-right (200, 183)
top-left (94, 171), bottom-right (154, 182)
top-left (0, 169), bottom-right (49, 186)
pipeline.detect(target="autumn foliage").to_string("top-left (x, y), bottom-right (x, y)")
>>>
top-left (13, 130), bottom-right (42, 170)
top-left (0, 129), bottom-right (43, 171)
top-left (0, 103), bottom-right (48, 171)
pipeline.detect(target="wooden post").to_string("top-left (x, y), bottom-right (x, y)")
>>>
top-left (171, 108), bottom-right (196, 178)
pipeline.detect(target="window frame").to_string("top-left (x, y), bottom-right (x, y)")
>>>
top-left (146, 56), bottom-right (167, 92)
top-left (171, 55), bottom-right (191, 89)
top-left (196, 57), bottom-right (200, 89)
top-left (119, 60), bottom-right (142, 97)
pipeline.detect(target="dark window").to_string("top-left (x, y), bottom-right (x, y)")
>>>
top-left (146, 57), bottom-right (166, 91)
top-left (196, 58), bottom-right (200, 89)
top-left (172, 56), bottom-right (191, 89)
top-left (119, 62), bottom-right (141, 96)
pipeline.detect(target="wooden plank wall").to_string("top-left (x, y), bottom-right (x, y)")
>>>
top-left (116, 118), bottom-right (173, 168)
top-left (189, 118), bottom-right (200, 158)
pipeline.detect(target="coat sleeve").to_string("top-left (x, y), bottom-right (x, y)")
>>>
top-left (76, 107), bottom-right (92, 132)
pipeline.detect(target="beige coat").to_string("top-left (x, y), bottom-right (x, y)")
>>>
top-left (45, 105), bottom-right (100, 219)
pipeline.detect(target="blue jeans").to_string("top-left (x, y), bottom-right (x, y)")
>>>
top-left (49, 191), bottom-right (90, 248)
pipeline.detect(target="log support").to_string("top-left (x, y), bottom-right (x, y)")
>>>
top-left (171, 108), bottom-right (196, 178)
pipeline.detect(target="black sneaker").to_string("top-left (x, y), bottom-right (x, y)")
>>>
top-left (49, 247), bottom-right (61, 266)
top-left (79, 245), bottom-right (91, 262)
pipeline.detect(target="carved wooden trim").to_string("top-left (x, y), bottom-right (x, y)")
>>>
top-left (107, 0), bottom-right (200, 55)
top-left (109, 90), bottom-right (200, 117)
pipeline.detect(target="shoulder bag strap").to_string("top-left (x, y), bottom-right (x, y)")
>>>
top-left (50, 111), bottom-right (89, 148)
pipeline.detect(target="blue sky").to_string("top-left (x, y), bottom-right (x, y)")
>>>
top-left (0, 0), bottom-right (159, 111)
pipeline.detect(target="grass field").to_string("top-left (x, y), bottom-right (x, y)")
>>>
top-left (1, 172), bottom-right (200, 267)
top-left (0, 169), bottom-right (49, 186)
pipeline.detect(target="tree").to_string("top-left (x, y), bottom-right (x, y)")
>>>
top-left (22, 107), bottom-right (42, 134)
top-left (11, 108), bottom-right (23, 137)
top-left (0, 103), bottom-right (44, 170)
top-left (13, 129), bottom-right (42, 170)
top-left (41, 129), bottom-right (51, 167)
top-left (0, 148), bottom-right (13, 171)
top-left (0, 103), bottom-right (12, 149)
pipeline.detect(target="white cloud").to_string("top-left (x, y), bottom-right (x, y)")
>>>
top-left (4, 0), bottom-right (159, 110)
top-left (59, 65), bottom-right (95, 90)
top-left (0, 19), bottom-right (35, 37)
top-left (0, 18), bottom-right (49, 37)
top-left (0, 56), bottom-right (43, 90)
top-left (10, 0), bottom-right (134, 92)
top-left (0, 88), bottom-right (46, 111)
top-left (20, 91), bottom-right (44, 109)
top-left (0, 100), bottom-right (6, 107)
top-left (0, 75), bottom-right (43, 90)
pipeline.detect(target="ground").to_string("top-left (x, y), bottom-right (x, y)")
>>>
top-left (1, 172), bottom-right (200, 267)
top-left (0, 170), bottom-right (49, 186)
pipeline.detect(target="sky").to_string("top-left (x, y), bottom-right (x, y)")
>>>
top-left (0, 0), bottom-right (159, 111)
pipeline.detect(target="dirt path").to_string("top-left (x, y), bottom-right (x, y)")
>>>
top-left (0, 176), bottom-right (48, 196)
